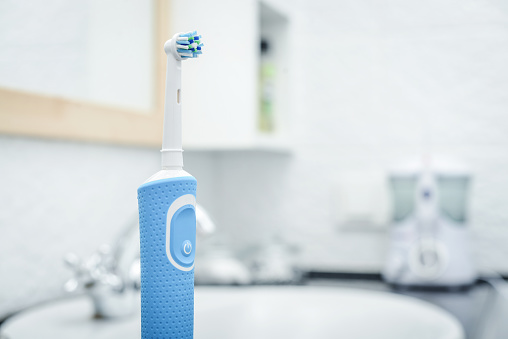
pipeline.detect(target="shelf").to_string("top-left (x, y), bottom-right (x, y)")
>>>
top-left (184, 137), bottom-right (292, 154)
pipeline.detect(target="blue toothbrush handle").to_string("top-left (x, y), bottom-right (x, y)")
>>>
top-left (137, 176), bottom-right (197, 339)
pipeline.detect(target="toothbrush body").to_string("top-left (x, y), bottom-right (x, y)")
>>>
top-left (137, 31), bottom-right (203, 339)
top-left (138, 173), bottom-right (196, 338)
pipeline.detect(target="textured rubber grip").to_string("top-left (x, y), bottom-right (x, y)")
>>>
top-left (137, 176), bottom-right (197, 339)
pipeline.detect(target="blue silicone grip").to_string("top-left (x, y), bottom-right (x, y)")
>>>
top-left (137, 176), bottom-right (197, 339)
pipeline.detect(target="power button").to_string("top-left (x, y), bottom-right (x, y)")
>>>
top-left (181, 240), bottom-right (192, 257)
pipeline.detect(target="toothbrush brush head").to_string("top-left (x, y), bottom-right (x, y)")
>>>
top-left (176, 31), bottom-right (203, 59)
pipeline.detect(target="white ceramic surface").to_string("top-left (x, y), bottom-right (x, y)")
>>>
top-left (2, 287), bottom-right (464, 339)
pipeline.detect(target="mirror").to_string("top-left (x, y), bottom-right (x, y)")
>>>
top-left (0, 0), bottom-right (170, 146)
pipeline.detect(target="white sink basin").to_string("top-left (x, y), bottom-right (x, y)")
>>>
top-left (2, 286), bottom-right (464, 339)
top-left (196, 287), bottom-right (464, 339)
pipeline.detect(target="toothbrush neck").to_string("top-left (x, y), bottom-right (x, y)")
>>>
top-left (161, 149), bottom-right (183, 169)
top-left (161, 44), bottom-right (183, 169)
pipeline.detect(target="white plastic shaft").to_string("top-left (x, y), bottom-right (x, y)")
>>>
top-left (161, 34), bottom-right (184, 169)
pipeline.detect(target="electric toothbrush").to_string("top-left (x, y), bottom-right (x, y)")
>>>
top-left (137, 31), bottom-right (203, 339)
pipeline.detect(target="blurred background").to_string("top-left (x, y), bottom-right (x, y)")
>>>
top-left (1, 0), bottom-right (508, 338)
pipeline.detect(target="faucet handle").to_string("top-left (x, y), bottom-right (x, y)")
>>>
top-left (63, 252), bottom-right (85, 293)
top-left (63, 252), bottom-right (82, 271)
top-left (62, 245), bottom-right (122, 293)
top-left (62, 245), bottom-right (134, 318)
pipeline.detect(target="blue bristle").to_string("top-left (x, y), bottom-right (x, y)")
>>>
top-left (197, 46), bottom-right (201, 50)
top-left (177, 41), bottom-right (190, 45)
top-left (180, 31), bottom-right (197, 38)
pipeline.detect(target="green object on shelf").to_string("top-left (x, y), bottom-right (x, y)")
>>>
top-left (259, 62), bottom-right (276, 133)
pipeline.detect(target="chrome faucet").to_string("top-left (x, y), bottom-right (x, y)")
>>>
top-left (63, 241), bottom-right (138, 318)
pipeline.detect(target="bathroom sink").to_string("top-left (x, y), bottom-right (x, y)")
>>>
top-left (2, 286), bottom-right (464, 339)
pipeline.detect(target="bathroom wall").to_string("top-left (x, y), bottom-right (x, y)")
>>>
top-left (211, 0), bottom-right (508, 273)
top-left (2, 0), bottom-right (508, 305)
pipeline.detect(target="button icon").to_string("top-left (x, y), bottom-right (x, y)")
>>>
top-left (181, 240), bottom-right (192, 257)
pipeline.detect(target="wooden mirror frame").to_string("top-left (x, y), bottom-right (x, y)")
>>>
top-left (0, 0), bottom-right (169, 147)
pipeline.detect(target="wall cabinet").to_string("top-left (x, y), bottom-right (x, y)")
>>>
top-left (171, 0), bottom-right (290, 151)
